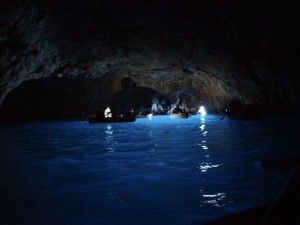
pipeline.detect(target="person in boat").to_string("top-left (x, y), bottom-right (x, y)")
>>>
top-left (174, 99), bottom-right (188, 114)
top-left (96, 108), bottom-right (105, 119)
top-left (173, 104), bottom-right (181, 114)
top-left (122, 108), bottom-right (135, 118)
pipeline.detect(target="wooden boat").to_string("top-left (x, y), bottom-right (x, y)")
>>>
top-left (88, 114), bottom-right (136, 124)
top-left (169, 112), bottom-right (189, 119)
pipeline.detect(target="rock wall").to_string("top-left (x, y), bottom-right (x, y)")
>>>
top-left (0, 0), bottom-right (299, 120)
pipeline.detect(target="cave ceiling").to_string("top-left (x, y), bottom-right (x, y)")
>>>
top-left (0, 0), bottom-right (299, 119)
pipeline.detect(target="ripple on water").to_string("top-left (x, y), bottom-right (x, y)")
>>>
top-left (0, 115), bottom-right (299, 225)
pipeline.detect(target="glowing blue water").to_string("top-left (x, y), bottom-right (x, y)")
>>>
top-left (1, 115), bottom-right (299, 225)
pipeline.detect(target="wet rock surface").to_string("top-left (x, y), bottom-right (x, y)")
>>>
top-left (0, 0), bottom-right (299, 120)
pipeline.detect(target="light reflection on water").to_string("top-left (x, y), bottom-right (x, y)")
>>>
top-left (197, 162), bottom-right (221, 172)
top-left (105, 125), bottom-right (116, 152)
top-left (0, 115), bottom-right (299, 225)
top-left (201, 192), bottom-right (228, 208)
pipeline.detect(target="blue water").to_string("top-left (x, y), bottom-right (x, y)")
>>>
top-left (1, 115), bottom-right (299, 225)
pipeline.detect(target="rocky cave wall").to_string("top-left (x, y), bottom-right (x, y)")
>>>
top-left (0, 0), bottom-right (299, 120)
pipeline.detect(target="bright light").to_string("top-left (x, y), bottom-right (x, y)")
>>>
top-left (198, 106), bottom-right (206, 116)
top-left (197, 163), bottom-right (221, 172)
top-left (104, 107), bottom-right (112, 118)
top-left (148, 113), bottom-right (153, 120)
top-left (200, 124), bottom-right (205, 131)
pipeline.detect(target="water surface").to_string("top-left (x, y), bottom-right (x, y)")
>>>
top-left (1, 115), bottom-right (299, 225)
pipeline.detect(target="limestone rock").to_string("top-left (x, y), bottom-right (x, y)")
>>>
top-left (0, 1), bottom-right (299, 120)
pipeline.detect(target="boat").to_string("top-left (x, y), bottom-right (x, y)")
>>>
top-left (136, 112), bottom-right (153, 119)
top-left (169, 112), bottom-right (189, 119)
top-left (88, 106), bottom-right (136, 124)
top-left (225, 99), bottom-right (264, 120)
top-left (88, 114), bottom-right (136, 124)
top-left (167, 100), bottom-right (189, 119)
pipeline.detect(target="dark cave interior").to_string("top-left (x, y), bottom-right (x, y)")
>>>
top-left (1, 1), bottom-right (300, 225)
top-left (1, 0), bottom-right (299, 121)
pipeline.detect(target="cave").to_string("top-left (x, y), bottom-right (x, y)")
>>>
top-left (1, 1), bottom-right (300, 225)
top-left (0, 0), bottom-right (299, 120)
